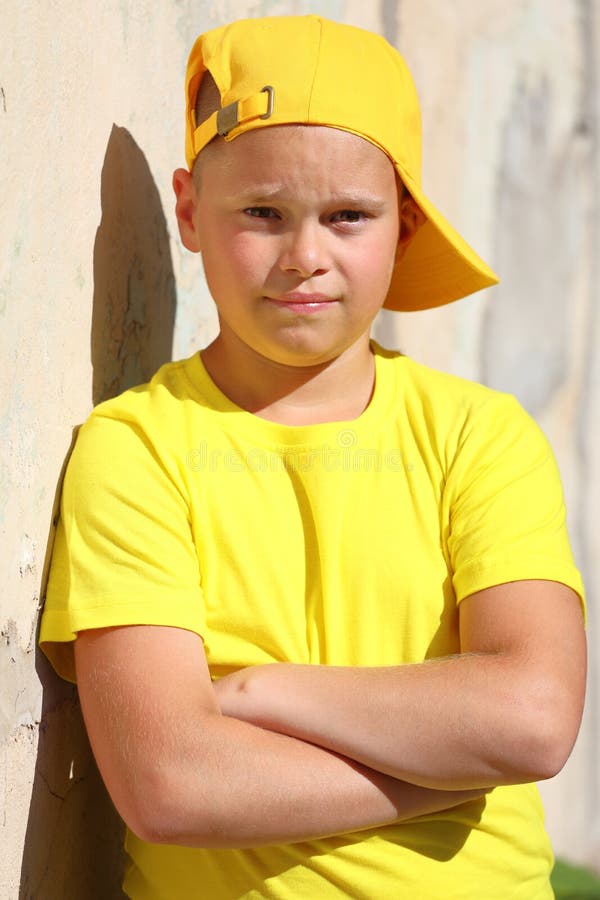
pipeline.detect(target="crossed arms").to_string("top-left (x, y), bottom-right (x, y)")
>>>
top-left (74, 579), bottom-right (586, 848)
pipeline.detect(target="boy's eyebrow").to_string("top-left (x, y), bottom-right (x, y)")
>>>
top-left (232, 185), bottom-right (390, 209)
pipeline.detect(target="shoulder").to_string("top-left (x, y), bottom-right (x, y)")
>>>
top-left (375, 343), bottom-right (512, 410)
top-left (88, 355), bottom-right (200, 430)
top-left (66, 354), bottom-right (210, 491)
top-left (374, 343), bottom-right (538, 453)
top-left (78, 353), bottom-right (215, 450)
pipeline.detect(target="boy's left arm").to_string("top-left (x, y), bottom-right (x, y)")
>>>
top-left (215, 579), bottom-right (586, 791)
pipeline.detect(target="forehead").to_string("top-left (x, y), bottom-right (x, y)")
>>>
top-left (197, 124), bottom-right (398, 199)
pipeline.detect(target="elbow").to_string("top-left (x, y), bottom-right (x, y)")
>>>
top-left (118, 767), bottom-right (194, 845)
top-left (107, 710), bottom-right (231, 847)
top-left (115, 761), bottom-right (221, 848)
top-left (530, 674), bottom-right (585, 781)
top-left (127, 804), bottom-right (189, 847)
top-left (520, 729), bottom-right (572, 783)
top-left (500, 683), bottom-right (584, 783)
top-left (526, 711), bottom-right (581, 782)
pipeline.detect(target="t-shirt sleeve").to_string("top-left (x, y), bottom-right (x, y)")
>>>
top-left (40, 412), bottom-right (204, 682)
top-left (446, 392), bottom-right (585, 612)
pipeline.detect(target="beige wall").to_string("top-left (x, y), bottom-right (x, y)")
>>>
top-left (1, 0), bottom-right (597, 894)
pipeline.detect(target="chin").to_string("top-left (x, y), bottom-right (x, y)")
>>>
top-left (254, 336), bottom-right (359, 369)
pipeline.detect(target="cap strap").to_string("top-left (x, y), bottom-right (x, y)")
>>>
top-left (192, 85), bottom-right (274, 157)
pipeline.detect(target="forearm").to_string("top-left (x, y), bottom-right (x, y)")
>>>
top-left (214, 655), bottom-right (566, 791)
top-left (76, 626), bottom-right (487, 851)
top-left (215, 583), bottom-right (585, 791)
top-left (132, 708), bottom-right (486, 848)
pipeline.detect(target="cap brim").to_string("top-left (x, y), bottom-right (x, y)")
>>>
top-left (384, 168), bottom-right (499, 312)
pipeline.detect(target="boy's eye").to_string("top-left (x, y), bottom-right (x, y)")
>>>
top-left (332, 210), bottom-right (366, 223)
top-left (244, 207), bottom-right (278, 219)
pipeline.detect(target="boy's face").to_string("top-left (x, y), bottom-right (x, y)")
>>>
top-left (175, 125), bottom-right (408, 369)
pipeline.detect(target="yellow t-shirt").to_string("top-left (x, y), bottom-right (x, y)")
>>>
top-left (41, 343), bottom-right (584, 899)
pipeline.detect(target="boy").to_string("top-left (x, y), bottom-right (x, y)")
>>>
top-left (40, 15), bottom-right (586, 899)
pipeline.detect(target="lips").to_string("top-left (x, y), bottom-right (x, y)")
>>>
top-left (270, 292), bottom-right (336, 304)
top-left (264, 292), bottom-right (338, 314)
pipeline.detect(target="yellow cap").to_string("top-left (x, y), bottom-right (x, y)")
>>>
top-left (184, 15), bottom-right (498, 312)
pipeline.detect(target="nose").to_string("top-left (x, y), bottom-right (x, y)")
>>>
top-left (277, 221), bottom-right (329, 278)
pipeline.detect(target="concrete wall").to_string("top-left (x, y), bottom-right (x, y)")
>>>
top-left (1, 0), bottom-right (597, 894)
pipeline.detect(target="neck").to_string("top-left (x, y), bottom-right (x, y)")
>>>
top-left (200, 336), bottom-right (376, 425)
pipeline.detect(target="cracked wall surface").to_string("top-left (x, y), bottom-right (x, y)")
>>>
top-left (1, 0), bottom-right (598, 895)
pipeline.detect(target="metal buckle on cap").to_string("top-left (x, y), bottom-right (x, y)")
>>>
top-left (217, 102), bottom-right (239, 137)
top-left (260, 85), bottom-right (274, 120)
top-left (216, 85), bottom-right (274, 137)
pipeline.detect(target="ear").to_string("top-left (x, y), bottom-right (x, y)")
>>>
top-left (172, 167), bottom-right (203, 253)
top-left (397, 193), bottom-right (426, 261)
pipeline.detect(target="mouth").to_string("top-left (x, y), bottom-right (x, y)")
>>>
top-left (265, 293), bottom-right (338, 314)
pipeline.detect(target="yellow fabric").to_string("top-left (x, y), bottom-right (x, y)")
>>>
top-left (40, 344), bottom-right (584, 899)
top-left (183, 16), bottom-right (499, 311)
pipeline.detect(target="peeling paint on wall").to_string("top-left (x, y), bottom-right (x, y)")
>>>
top-left (0, 621), bottom-right (39, 741)
top-left (18, 670), bottom-right (126, 899)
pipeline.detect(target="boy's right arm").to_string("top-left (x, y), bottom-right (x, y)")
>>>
top-left (75, 623), bottom-right (485, 849)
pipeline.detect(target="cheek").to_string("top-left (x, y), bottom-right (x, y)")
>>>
top-left (235, 236), bottom-right (266, 271)
top-left (223, 233), bottom-right (270, 283)
top-left (201, 230), bottom-right (265, 293)
top-left (352, 235), bottom-right (398, 286)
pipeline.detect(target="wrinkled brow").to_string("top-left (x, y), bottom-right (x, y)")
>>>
top-left (232, 185), bottom-right (391, 211)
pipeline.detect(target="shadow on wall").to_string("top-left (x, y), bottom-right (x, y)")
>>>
top-left (92, 125), bottom-right (177, 404)
top-left (20, 125), bottom-right (176, 898)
